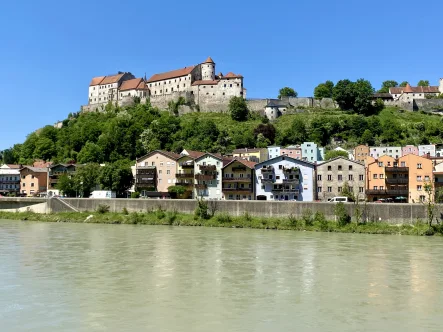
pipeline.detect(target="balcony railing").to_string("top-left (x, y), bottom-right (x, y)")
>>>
top-left (272, 187), bottom-right (299, 193)
top-left (261, 166), bottom-right (274, 173)
top-left (195, 184), bottom-right (207, 190)
top-left (261, 178), bottom-right (274, 183)
top-left (223, 177), bottom-right (252, 182)
top-left (385, 178), bottom-right (408, 184)
top-left (232, 166), bottom-right (247, 172)
top-left (385, 167), bottom-right (409, 173)
top-left (175, 181), bottom-right (194, 187)
top-left (283, 167), bottom-right (299, 173)
top-left (199, 165), bottom-right (216, 171)
top-left (195, 174), bottom-right (216, 181)
top-left (176, 173), bottom-right (194, 179)
top-left (283, 178), bottom-right (300, 184)
top-left (222, 188), bottom-right (253, 192)
top-left (180, 162), bottom-right (194, 168)
top-left (366, 189), bottom-right (408, 195)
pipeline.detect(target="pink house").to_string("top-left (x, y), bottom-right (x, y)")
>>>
top-left (280, 145), bottom-right (302, 159)
top-left (402, 145), bottom-right (419, 157)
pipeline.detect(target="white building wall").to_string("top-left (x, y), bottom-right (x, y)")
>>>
top-left (194, 155), bottom-right (223, 200)
top-left (369, 146), bottom-right (401, 159)
top-left (254, 156), bottom-right (315, 201)
top-left (267, 146), bottom-right (281, 159)
top-left (419, 144), bottom-right (436, 157)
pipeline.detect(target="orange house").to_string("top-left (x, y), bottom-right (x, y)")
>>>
top-left (399, 154), bottom-right (433, 203)
top-left (20, 166), bottom-right (48, 197)
top-left (366, 155), bottom-right (396, 201)
top-left (354, 145), bottom-right (370, 163)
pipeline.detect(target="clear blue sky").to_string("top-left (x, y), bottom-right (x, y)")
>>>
top-left (1, 0), bottom-right (442, 150)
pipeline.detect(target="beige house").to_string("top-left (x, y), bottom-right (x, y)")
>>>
top-left (222, 159), bottom-right (256, 200)
top-left (316, 157), bottom-right (365, 201)
top-left (20, 166), bottom-right (48, 197)
top-left (232, 148), bottom-right (268, 163)
top-left (135, 150), bottom-right (181, 196)
top-left (176, 150), bottom-right (205, 198)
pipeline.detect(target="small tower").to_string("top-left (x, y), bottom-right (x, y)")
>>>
top-left (439, 78), bottom-right (443, 94)
top-left (201, 56), bottom-right (215, 81)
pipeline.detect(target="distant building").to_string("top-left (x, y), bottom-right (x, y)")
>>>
top-left (389, 83), bottom-right (441, 102)
top-left (254, 155), bottom-right (316, 201)
top-left (280, 145), bottom-right (302, 159)
top-left (354, 145), bottom-right (370, 164)
top-left (193, 153), bottom-right (223, 200)
top-left (301, 142), bottom-right (324, 162)
top-left (48, 164), bottom-right (77, 196)
top-left (232, 148), bottom-right (268, 163)
top-left (222, 158), bottom-right (256, 200)
top-left (176, 150), bottom-right (206, 199)
top-left (88, 72), bottom-right (136, 105)
top-left (20, 166), bottom-right (48, 197)
top-left (369, 146), bottom-right (401, 159)
top-left (264, 100), bottom-right (287, 120)
top-left (402, 145), bottom-right (419, 156)
top-left (418, 144), bottom-right (436, 157)
top-left (316, 157), bottom-right (365, 201)
top-left (0, 164), bottom-right (21, 196)
top-left (267, 146), bottom-right (281, 160)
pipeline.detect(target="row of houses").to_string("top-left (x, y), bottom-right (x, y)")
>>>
top-left (354, 144), bottom-right (443, 163)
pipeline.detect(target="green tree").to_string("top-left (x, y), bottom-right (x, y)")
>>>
top-left (278, 87), bottom-right (298, 99)
top-left (417, 80), bottom-right (430, 87)
top-left (75, 163), bottom-right (101, 197)
top-left (56, 174), bottom-right (77, 197)
top-left (399, 81), bottom-right (409, 87)
top-left (256, 133), bottom-right (271, 148)
top-left (378, 80), bottom-right (398, 93)
top-left (325, 150), bottom-right (349, 160)
top-left (34, 137), bottom-right (56, 161)
top-left (253, 123), bottom-right (276, 143)
top-left (332, 79), bottom-right (355, 110)
top-left (98, 160), bottom-right (134, 197)
top-left (228, 96), bottom-right (249, 121)
top-left (360, 129), bottom-right (375, 145)
top-left (314, 80), bottom-right (334, 99)
top-left (333, 79), bottom-right (376, 115)
top-left (168, 185), bottom-right (187, 199)
top-left (77, 142), bottom-right (104, 164)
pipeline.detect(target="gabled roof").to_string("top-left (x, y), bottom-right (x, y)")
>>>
top-left (6, 164), bottom-right (21, 169)
top-left (136, 150), bottom-right (181, 162)
top-left (20, 166), bottom-right (48, 173)
top-left (390, 85), bottom-right (439, 94)
top-left (232, 148), bottom-right (264, 154)
top-left (100, 73), bottom-right (127, 85)
top-left (192, 80), bottom-right (220, 86)
top-left (119, 78), bottom-right (149, 91)
top-left (195, 152), bottom-right (223, 162)
top-left (316, 156), bottom-right (364, 167)
top-left (90, 76), bottom-right (105, 86)
top-left (223, 158), bottom-right (257, 169)
top-left (147, 66), bottom-right (196, 83)
top-left (203, 56), bottom-right (215, 64)
top-left (255, 155), bottom-right (316, 169)
top-left (222, 72), bottom-right (243, 79)
top-left (184, 150), bottom-right (206, 159)
top-left (50, 163), bottom-right (77, 169)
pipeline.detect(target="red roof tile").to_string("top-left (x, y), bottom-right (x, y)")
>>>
top-left (100, 73), bottom-right (126, 85)
top-left (185, 150), bottom-right (206, 159)
top-left (192, 80), bottom-right (219, 86)
top-left (203, 56), bottom-right (215, 64)
top-left (6, 164), bottom-right (21, 169)
top-left (90, 76), bottom-right (105, 86)
top-left (119, 78), bottom-right (149, 91)
top-left (147, 66), bottom-right (196, 83)
top-left (390, 85), bottom-right (439, 94)
top-left (403, 83), bottom-right (413, 93)
top-left (223, 72), bottom-right (243, 79)
top-left (223, 158), bottom-right (256, 169)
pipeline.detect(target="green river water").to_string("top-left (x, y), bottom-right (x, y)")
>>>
top-left (1, 219), bottom-right (442, 331)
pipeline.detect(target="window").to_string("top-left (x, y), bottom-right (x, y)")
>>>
top-left (327, 187), bottom-right (332, 192)
top-left (379, 186), bottom-right (384, 190)
top-left (417, 175), bottom-right (422, 181)
top-left (22, 183), bottom-right (25, 187)
top-left (349, 165), bottom-right (353, 171)
top-left (327, 175), bottom-right (332, 181)
top-left (417, 185), bottom-right (422, 191)
top-left (417, 163), bottom-right (422, 169)
top-left (401, 162), bottom-right (406, 167)
top-left (373, 186), bottom-right (378, 190)
top-left (338, 165), bottom-right (342, 171)
top-left (378, 162), bottom-right (383, 167)
top-left (338, 175), bottom-right (343, 181)
top-left (160, 162), bottom-right (164, 166)
top-left (338, 187), bottom-right (342, 192)
top-left (328, 166), bottom-right (332, 171)
top-left (359, 187), bottom-right (364, 193)
top-left (317, 175), bottom-right (322, 181)
top-left (380, 174), bottom-right (384, 179)
top-left (425, 176), bottom-right (430, 182)
top-left (373, 174), bottom-right (378, 179)
top-left (348, 175), bottom-right (353, 181)
top-left (151, 162), bottom-right (155, 166)
top-left (359, 174), bottom-right (364, 181)
top-left (159, 170), bottom-right (162, 174)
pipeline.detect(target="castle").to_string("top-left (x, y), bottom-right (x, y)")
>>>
top-left (86, 57), bottom-right (246, 110)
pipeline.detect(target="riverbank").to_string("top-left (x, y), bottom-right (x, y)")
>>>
top-left (0, 210), bottom-right (440, 236)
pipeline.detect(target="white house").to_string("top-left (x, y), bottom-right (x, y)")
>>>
top-left (267, 146), bottom-right (281, 160)
top-left (369, 146), bottom-right (401, 159)
top-left (254, 155), bottom-right (316, 201)
top-left (419, 144), bottom-right (436, 157)
top-left (193, 153), bottom-right (223, 200)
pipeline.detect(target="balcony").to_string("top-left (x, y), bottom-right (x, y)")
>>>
top-left (283, 178), bottom-right (300, 184)
top-left (261, 166), bottom-right (274, 173)
top-left (195, 184), bottom-right (207, 190)
top-left (199, 165), bottom-right (216, 171)
top-left (232, 166), bottom-right (247, 172)
top-left (195, 174), bottom-right (216, 181)
top-left (175, 181), bottom-right (194, 187)
top-left (261, 178), bottom-right (274, 183)
top-left (366, 189), bottom-right (408, 196)
top-left (272, 187), bottom-right (299, 193)
top-left (283, 166), bottom-right (299, 174)
top-left (223, 188), bottom-right (253, 193)
top-left (385, 167), bottom-right (408, 173)
top-left (223, 177), bottom-right (252, 182)
top-left (180, 162), bottom-right (194, 168)
top-left (385, 178), bottom-right (408, 184)
top-left (176, 173), bottom-right (194, 179)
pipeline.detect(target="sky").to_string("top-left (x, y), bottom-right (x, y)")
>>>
top-left (1, 0), bottom-right (442, 150)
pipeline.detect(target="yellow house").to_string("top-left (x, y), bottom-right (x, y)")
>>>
top-left (222, 159), bottom-right (256, 200)
top-left (232, 148), bottom-right (267, 163)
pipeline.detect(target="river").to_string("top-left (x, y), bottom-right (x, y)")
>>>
top-left (1, 220), bottom-right (443, 331)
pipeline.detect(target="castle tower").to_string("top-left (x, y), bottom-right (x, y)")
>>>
top-left (201, 56), bottom-right (215, 81)
top-left (439, 78), bottom-right (443, 94)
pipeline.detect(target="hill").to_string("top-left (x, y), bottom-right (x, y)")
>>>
top-left (1, 100), bottom-right (443, 165)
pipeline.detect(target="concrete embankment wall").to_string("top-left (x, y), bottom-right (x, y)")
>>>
top-left (57, 199), bottom-right (434, 225)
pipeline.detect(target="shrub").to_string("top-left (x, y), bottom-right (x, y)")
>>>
top-left (243, 211), bottom-right (252, 222)
top-left (334, 202), bottom-right (351, 227)
top-left (96, 204), bottom-right (110, 214)
top-left (314, 211), bottom-right (328, 230)
top-left (122, 207), bottom-right (129, 215)
top-left (302, 209), bottom-right (314, 226)
top-left (130, 192), bottom-right (140, 199)
top-left (216, 213), bottom-right (232, 223)
top-left (166, 210), bottom-right (178, 225)
top-left (288, 213), bottom-right (298, 227)
top-left (155, 207), bottom-right (166, 220)
top-left (194, 198), bottom-right (210, 219)
top-left (128, 212), bottom-right (142, 224)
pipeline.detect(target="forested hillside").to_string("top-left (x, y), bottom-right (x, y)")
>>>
top-left (1, 99), bottom-right (443, 165)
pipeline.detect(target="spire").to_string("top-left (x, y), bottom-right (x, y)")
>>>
top-left (403, 83), bottom-right (413, 93)
top-left (203, 56), bottom-right (215, 64)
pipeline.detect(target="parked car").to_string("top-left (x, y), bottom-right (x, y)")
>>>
top-left (89, 191), bottom-right (116, 199)
top-left (328, 196), bottom-right (353, 203)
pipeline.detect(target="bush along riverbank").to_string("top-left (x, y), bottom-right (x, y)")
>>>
top-left (0, 202), bottom-right (441, 236)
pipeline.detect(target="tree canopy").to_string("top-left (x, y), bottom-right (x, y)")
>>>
top-left (314, 81), bottom-right (334, 99)
top-left (278, 87), bottom-right (298, 99)
top-left (228, 96), bottom-right (249, 121)
top-left (417, 80), bottom-right (430, 87)
top-left (325, 150), bottom-right (349, 160)
top-left (333, 79), bottom-right (377, 115)
top-left (378, 80), bottom-right (398, 93)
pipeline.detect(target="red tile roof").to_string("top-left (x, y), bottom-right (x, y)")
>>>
top-left (192, 80), bottom-right (220, 86)
top-left (223, 158), bottom-right (257, 169)
top-left (185, 150), bottom-right (206, 159)
top-left (100, 73), bottom-right (126, 85)
top-left (119, 78), bottom-right (149, 91)
top-left (90, 76), bottom-right (105, 86)
top-left (203, 56), bottom-right (215, 64)
top-left (390, 85), bottom-right (439, 94)
top-left (147, 66), bottom-right (196, 83)
top-left (223, 72), bottom-right (243, 79)
top-left (6, 164), bottom-right (21, 169)
top-left (233, 148), bottom-right (263, 154)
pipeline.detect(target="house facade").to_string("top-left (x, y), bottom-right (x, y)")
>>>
top-left (118, 78), bottom-right (149, 100)
top-left (400, 154), bottom-right (433, 203)
top-left (402, 145), bottom-right (419, 156)
top-left (280, 145), bottom-right (302, 159)
top-left (389, 83), bottom-right (441, 102)
top-left (88, 72), bottom-right (136, 105)
top-left (267, 146), bottom-right (281, 160)
top-left (0, 164), bottom-right (21, 196)
top-left (316, 157), bottom-right (365, 201)
top-left (193, 153), bottom-right (223, 200)
top-left (254, 156), bottom-right (315, 201)
top-left (20, 167), bottom-right (48, 197)
top-left (418, 144), bottom-right (436, 157)
top-left (232, 148), bottom-right (267, 163)
top-left (301, 142), bottom-right (324, 162)
top-left (135, 150), bottom-right (180, 196)
top-left (354, 145), bottom-right (370, 163)
top-left (48, 164), bottom-right (77, 196)
top-left (369, 146), bottom-right (401, 159)
top-left (222, 159), bottom-right (255, 200)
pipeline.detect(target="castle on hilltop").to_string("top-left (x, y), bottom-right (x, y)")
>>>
top-left (85, 57), bottom-right (246, 111)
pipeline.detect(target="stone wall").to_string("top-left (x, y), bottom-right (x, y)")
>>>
top-left (55, 198), bottom-right (437, 225)
top-left (414, 99), bottom-right (443, 112)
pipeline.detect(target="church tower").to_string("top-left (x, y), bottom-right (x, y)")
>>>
top-left (201, 57), bottom-right (215, 81)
